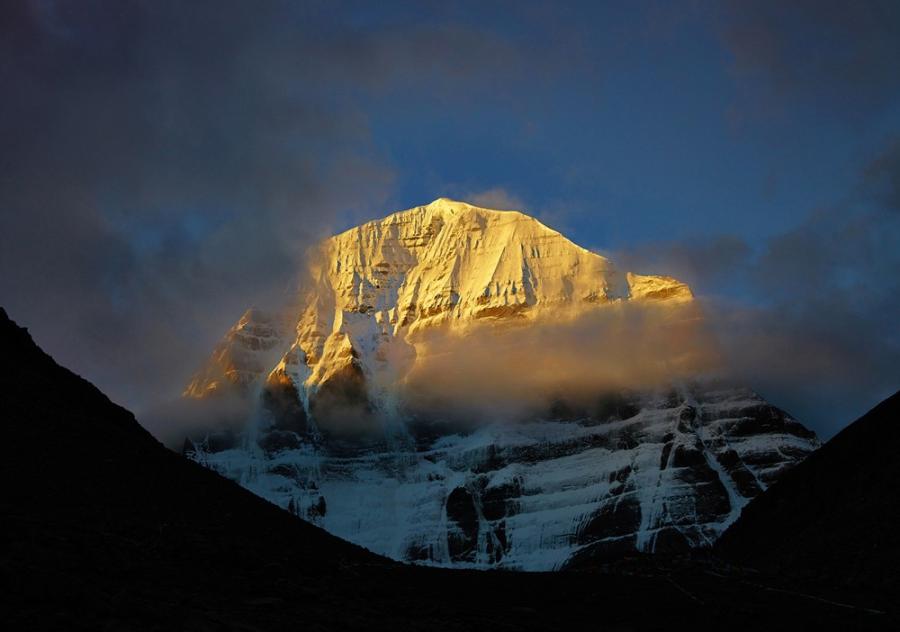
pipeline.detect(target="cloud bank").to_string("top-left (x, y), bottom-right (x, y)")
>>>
top-left (616, 139), bottom-right (900, 437)
top-left (400, 301), bottom-right (720, 425)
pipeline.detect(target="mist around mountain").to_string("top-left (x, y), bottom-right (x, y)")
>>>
top-left (175, 199), bottom-right (821, 570)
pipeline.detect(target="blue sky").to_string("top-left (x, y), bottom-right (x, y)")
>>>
top-left (1, 1), bottom-right (899, 437)
top-left (341, 2), bottom-right (899, 250)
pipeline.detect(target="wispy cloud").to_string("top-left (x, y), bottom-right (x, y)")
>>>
top-left (465, 187), bottom-right (528, 212)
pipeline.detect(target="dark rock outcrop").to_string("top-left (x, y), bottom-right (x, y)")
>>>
top-left (718, 390), bottom-right (900, 592)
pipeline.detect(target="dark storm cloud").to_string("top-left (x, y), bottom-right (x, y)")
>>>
top-left (0, 1), bottom-right (381, 416)
top-left (619, 139), bottom-right (900, 437)
top-left (0, 0), bottom-right (566, 421)
top-left (718, 0), bottom-right (900, 121)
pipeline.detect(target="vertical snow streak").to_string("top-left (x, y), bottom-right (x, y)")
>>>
top-left (682, 389), bottom-right (748, 532)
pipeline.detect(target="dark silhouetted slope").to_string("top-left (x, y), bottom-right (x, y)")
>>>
top-left (0, 307), bottom-right (893, 630)
top-left (719, 391), bottom-right (900, 592)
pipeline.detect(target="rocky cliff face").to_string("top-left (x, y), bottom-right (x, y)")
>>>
top-left (184, 198), bottom-right (818, 570)
top-left (183, 308), bottom-right (289, 398)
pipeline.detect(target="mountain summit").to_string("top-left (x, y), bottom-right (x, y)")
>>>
top-left (184, 199), bottom-right (817, 570)
top-left (185, 198), bottom-right (692, 400)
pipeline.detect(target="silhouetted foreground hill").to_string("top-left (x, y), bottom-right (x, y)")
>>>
top-left (0, 307), bottom-right (893, 630)
top-left (719, 390), bottom-right (900, 592)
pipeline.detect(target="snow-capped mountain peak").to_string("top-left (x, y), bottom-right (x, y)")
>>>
top-left (183, 200), bottom-right (816, 570)
top-left (187, 198), bottom-right (692, 401)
